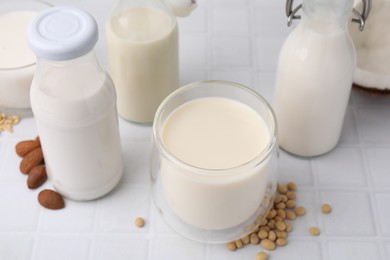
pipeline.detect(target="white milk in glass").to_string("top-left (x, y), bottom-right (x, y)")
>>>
top-left (106, 6), bottom-right (178, 123)
top-left (0, 11), bottom-right (37, 108)
top-left (160, 97), bottom-right (271, 230)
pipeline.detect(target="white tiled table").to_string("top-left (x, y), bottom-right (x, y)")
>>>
top-left (1, 0), bottom-right (390, 259)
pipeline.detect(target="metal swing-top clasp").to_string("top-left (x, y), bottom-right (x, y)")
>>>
top-left (285, 0), bottom-right (372, 31)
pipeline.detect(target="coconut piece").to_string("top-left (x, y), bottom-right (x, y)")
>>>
top-left (349, 0), bottom-right (390, 93)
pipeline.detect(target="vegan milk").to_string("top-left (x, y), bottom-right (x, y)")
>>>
top-left (273, 17), bottom-right (355, 156)
top-left (160, 97), bottom-right (272, 230)
top-left (0, 11), bottom-right (37, 108)
top-left (106, 6), bottom-right (179, 123)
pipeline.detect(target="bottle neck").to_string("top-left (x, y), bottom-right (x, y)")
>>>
top-left (35, 50), bottom-right (106, 83)
top-left (114, 0), bottom-right (174, 16)
top-left (302, 0), bottom-right (353, 30)
top-left (37, 50), bottom-right (101, 69)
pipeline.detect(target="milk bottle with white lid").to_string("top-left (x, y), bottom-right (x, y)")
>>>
top-left (27, 7), bottom-right (123, 201)
top-left (106, 0), bottom-right (196, 124)
top-left (273, 0), bottom-right (369, 157)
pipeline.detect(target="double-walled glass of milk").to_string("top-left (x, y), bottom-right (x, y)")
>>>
top-left (0, 0), bottom-right (50, 116)
top-left (151, 81), bottom-right (278, 243)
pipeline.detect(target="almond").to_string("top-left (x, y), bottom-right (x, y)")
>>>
top-left (38, 189), bottom-right (64, 210)
top-left (15, 140), bottom-right (41, 157)
top-left (27, 165), bottom-right (47, 189)
top-left (20, 147), bottom-right (44, 174)
top-left (35, 136), bottom-right (40, 146)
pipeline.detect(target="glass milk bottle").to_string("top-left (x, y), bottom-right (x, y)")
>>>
top-left (273, 0), bottom-right (369, 157)
top-left (27, 7), bottom-right (124, 200)
top-left (106, 0), bottom-right (196, 124)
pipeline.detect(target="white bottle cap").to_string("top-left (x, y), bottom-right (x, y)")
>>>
top-left (27, 6), bottom-right (98, 61)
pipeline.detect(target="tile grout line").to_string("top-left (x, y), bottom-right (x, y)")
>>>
top-left (87, 199), bottom-right (101, 260)
top-left (29, 207), bottom-right (44, 260)
top-left (147, 197), bottom-right (155, 260)
top-left (310, 156), bottom-right (327, 260)
top-left (358, 143), bottom-right (387, 260)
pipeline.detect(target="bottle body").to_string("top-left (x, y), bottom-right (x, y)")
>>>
top-left (106, 0), bottom-right (179, 124)
top-left (30, 51), bottom-right (124, 200)
top-left (273, 3), bottom-right (356, 157)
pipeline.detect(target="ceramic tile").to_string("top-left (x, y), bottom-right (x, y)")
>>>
top-left (253, 0), bottom-right (286, 9)
top-left (0, 183), bottom-right (40, 232)
top-left (34, 235), bottom-right (91, 260)
top-left (356, 108), bottom-right (390, 144)
top-left (41, 199), bottom-right (98, 233)
top-left (180, 69), bottom-right (207, 86)
top-left (313, 148), bottom-right (367, 187)
top-left (118, 118), bottom-right (152, 141)
top-left (327, 241), bottom-right (382, 260)
top-left (210, 70), bottom-right (254, 87)
top-left (375, 193), bottom-right (390, 236)
top-left (385, 241), bottom-right (390, 260)
top-left (151, 237), bottom-right (206, 260)
top-left (211, 36), bottom-right (253, 67)
top-left (93, 236), bottom-right (149, 260)
top-left (254, 7), bottom-right (292, 37)
top-left (178, 7), bottom-right (207, 33)
top-left (278, 151), bottom-right (314, 187)
top-left (98, 183), bottom-right (151, 233)
top-left (266, 240), bottom-right (322, 259)
top-left (257, 71), bottom-right (276, 102)
top-left (121, 141), bottom-right (151, 184)
top-left (319, 191), bottom-right (375, 236)
top-left (179, 34), bottom-right (207, 68)
top-left (211, 0), bottom-right (249, 7)
top-left (1, 1), bottom-right (389, 259)
top-left (208, 242), bottom-right (262, 260)
top-left (366, 148), bottom-right (390, 188)
top-left (256, 36), bottom-right (284, 71)
top-left (288, 190), bottom-right (319, 236)
top-left (211, 8), bottom-right (250, 33)
top-left (0, 140), bottom-right (25, 182)
top-left (0, 234), bottom-right (34, 260)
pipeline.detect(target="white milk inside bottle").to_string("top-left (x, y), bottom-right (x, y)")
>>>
top-left (106, 5), bottom-right (178, 123)
top-left (28, 7), bottom-right (123, 200)
top-left (273, 0), bottom-right (356, 157)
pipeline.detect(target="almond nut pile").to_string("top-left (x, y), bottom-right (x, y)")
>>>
top-left (15, 136), bottom-right (64, 210)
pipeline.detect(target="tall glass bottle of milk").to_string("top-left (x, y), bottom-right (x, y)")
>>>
top-left (273, 0), bottom-right (364, 157)
top-left (106, 0), bottom-right (196, 124)
top-left (27, 7), bottom-right (124, 201)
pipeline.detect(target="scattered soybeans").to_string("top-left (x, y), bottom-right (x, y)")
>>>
top-left (227, 242), bottom-right (237, 251)
top-left (321, 203), bottom-right (332, 214)
top-left (225, 182), bottom-right (327, 259)
top-left (256, 252), bottom-right (268, 260)
top-left (295, 206), bottom-right (306, 216)
top-left (261, 239), bottom-right (276, 251)
top-left (309, 227), bottom-right (321, 236)
top-left (135, 217), bottom-right (145, 228)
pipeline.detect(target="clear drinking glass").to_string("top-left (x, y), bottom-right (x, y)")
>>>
top-left (150, 80), bottom-right (279, 243)
top-left (0, 0), bottom-right (51, 117)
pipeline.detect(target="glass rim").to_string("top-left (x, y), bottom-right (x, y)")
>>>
top-left (152, 80), bottom-right (278, 175)
top-left (0, 0), bottom-right (52, 71)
